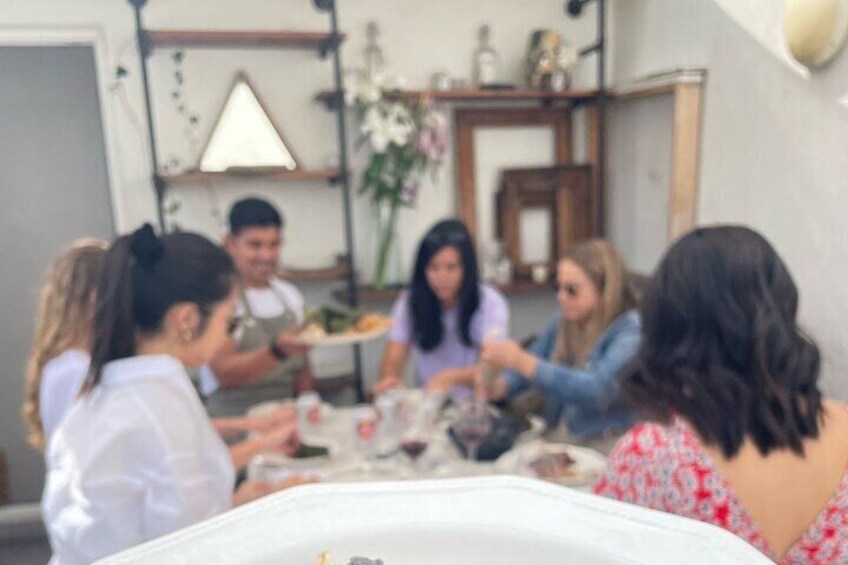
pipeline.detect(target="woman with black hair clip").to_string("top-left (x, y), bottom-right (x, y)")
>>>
top-left (42, 225), bottom-right (300, 565)
top-left (374, 219), bottom-right (509, 398)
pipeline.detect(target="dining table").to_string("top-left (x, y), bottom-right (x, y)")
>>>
top-left (245, 391), bottom-right (607, 491)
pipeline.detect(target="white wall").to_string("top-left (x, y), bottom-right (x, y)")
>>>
top-left (1, 2), bottom-right (600, 399)
top-left (610, 0), bottom-right (848, 399)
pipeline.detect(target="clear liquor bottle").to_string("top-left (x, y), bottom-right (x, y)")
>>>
top-left (473, 25), bottom-right (501, 88)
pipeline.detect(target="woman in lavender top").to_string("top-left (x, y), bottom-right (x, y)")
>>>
top-left (374, 219), bottom-right (509, 397)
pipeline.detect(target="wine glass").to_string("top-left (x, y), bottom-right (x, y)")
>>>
top-left (453, 400), bottom-right (492, 462)
top-left (400, 424), bottom-right (430, 475)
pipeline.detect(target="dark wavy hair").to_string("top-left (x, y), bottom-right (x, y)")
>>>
top-left (623, 225), bottom-right (822, 458)
top-left (410, 219), bottom-right (480, 352)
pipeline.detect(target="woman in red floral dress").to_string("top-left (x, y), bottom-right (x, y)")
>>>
top-left (593, 226), bottom-right (848, 564)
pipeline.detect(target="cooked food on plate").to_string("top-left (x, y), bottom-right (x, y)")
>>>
top-left (315, 553), bottom-right (384, 565)
top-left (302, 306), bottom-right (391, 340)
top-left (528, 450), bottom-right (577, 480)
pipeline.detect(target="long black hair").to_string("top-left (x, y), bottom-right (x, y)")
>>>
top-left (410, 219), bottom-right (480, 351)
top-left (88, 224), bottom-right (235, 386)
top-left (623, 225), bottom-right (822, 458)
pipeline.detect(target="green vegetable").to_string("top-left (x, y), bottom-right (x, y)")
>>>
top-left (305, 306), bottom-right (365, 334)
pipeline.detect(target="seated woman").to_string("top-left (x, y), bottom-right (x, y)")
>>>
top-left (24, 239), bottom-right (294, 471)
top-left (480, 239), bottom-right (640, 453)
top-left (593, 226), bottom-right (848, 564)
top-left (42, 225), bottom-right (300, 565)
top-left (374, 219), bottom-right (509, 397)
top-left (24, 239), bottom-right (106, 449)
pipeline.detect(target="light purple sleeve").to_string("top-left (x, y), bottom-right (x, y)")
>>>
top-left (388, 291), bottom-right (413, 343)
top-left (473, 286), bottom-right (510, 343)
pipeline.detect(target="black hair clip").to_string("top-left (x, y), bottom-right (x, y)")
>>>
top-left (129, 223), bottom-right (164, 269)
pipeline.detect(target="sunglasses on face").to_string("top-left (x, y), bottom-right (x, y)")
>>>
top-left (555, 283), bottom-right (580, 298)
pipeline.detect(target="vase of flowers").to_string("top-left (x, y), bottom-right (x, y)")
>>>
top-left (348, 73), bottom-right (449, 290)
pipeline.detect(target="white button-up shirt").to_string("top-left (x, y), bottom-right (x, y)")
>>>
top-left (43, 355), bottom-right (235, 565)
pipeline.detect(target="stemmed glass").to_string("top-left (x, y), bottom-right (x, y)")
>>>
top-left (400, 424), bottom-right (430, 474)
top-left (398, 399), bottom-right (434, 475)
top-left (453, 400), bottom-right (492, 462)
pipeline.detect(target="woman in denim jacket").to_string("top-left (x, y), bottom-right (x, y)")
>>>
top-left (481, 240), bottom-right (641, 453)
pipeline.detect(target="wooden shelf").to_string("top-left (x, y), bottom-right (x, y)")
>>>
top-left (316, 88), bottom-right (599, 107)
top-left (160, 168), bottom-right (342, 185)
top-left (281, 264), bottom-right (349, 282)
top-left (500, 279), bottom-right (556, 295)
top-left (612, 68), bottom-right (706, 102)
top-left (332, 280), bottom-right (553, 305)
top-left (145, 29), bottom-right (345, 51)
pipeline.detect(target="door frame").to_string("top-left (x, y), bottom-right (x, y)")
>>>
top-left (0, 27), bottom-right (124, 229)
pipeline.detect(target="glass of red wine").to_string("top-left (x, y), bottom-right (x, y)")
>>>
top-left (400, 426), bottom-right (429, 475)
top-left (453, 400), bottom-right (492, 462)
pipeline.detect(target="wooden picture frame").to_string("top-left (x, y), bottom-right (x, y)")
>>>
top-left (454, 107), bottom-right (574, 242)
top-left (496, 165), bottom-right (595, 279)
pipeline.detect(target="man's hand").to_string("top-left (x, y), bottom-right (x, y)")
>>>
top-left (274, 329), bottom-right (311, 357)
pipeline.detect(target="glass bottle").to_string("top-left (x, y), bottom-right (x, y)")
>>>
top-left (473, 24), bottom-right (501, 88)
top-left (364, 21), bottom-right (386, 83)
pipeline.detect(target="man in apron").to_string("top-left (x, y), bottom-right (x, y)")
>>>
top-left (207, 198), bottom-right (313, 418)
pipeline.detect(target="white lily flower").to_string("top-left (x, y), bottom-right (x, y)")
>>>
top-left (386, 103), bottom-right (414, 146)
top-left (361, 103), bottom-right (416, 153)
top-left (361, 105), bottom-right (390, 152)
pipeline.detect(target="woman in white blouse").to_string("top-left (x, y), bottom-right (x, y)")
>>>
top-left (25, 240), bottom-right (298, 466)
top-left (41, 225), bottom-right (297, 565)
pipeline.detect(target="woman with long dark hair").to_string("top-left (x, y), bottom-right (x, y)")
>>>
top-left (42, 225), bottom-right (298, 565)
top-left (374, 219), bottom-right (509, 396)
top-left (594, 226), bottom-right (848, 564)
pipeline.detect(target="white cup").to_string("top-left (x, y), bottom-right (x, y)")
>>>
top-left (531, 263), bottom-right (549, 284)
top-left (297, 392), bottom-right (322, 435)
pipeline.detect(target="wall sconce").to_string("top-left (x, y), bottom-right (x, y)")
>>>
top-left (785, 0), bottom-right (848, 68)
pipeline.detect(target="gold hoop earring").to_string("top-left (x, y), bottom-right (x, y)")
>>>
top-left (181, 328), bottom-right (195, 343)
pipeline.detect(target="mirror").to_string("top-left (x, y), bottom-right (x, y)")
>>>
top-left (198, 74), bottom-right (299, 173)
top-left (519, 207), bottom-right (553, 264)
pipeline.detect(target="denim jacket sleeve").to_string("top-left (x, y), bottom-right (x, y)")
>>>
top-left (534, 312), bottom-right (640, 410)
top-left (503, 317), bottom-right (559, 397)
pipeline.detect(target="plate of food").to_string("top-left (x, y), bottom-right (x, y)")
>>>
top-left (300, 307), bottom-right (392, 347)
top-left (495, 441), bottom-right (607, 488)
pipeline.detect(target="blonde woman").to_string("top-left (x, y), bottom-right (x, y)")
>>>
top-left (480, 240), bottom-right (641, 452)
top-left (24, 239), bottom-right (106, 450)
top-left (24, 239), bottom-right (295, 468)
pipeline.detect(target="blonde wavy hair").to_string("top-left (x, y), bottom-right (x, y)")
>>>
top-left (554, 239), bottom-right (637, 367)
top-left (23, 239), bottom-right (107, 449)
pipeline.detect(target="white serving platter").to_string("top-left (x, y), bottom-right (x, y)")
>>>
top-left (99, 476), bottom-right (772, 565)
